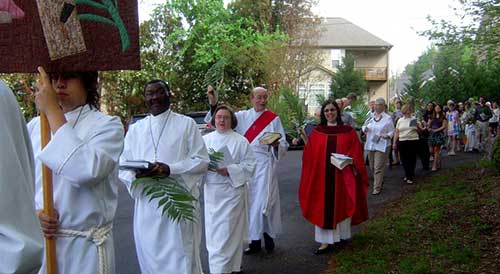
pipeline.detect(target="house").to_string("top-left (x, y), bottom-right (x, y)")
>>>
top-left (299, 17), bottom-right (392, 114)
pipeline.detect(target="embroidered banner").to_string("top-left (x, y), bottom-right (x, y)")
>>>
top-left (0, 0), bottom-right (140, 72)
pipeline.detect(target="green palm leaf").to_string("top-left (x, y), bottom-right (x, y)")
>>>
top-left (208, 148), bottom-right (224, 172)
top-left (131, 176), bottom-right (197, 222)
top-left (350, 101), bottom-right (371, 129)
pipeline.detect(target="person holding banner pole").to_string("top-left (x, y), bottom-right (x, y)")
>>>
top-left (28, 67), bottom-right (124, 274)
top-left (206, 86), bottom-right (289, 254)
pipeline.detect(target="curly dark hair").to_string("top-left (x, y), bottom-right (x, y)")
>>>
top-left (319, 99), bottom-right (343, 126)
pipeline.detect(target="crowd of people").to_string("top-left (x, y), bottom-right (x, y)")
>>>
top-left (1, 67), bottom-right (497, 274)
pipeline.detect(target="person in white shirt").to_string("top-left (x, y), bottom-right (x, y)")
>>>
top-left (206, 86), bottom-right (288, 254)
top-left (393, 104), bottom-right (423, 184)
top-left (119, 80), bottom-right (209, 274)
top-left (362, 97), bottom-right (394, 195)
top-left (203, 105), bottom-right (256, 274)
top-left (489, 102), bottom-right (499, 138)
top-left (28, 68), bottom-right (124, 274)
top-left (0, 80), bottom-right (43, 274)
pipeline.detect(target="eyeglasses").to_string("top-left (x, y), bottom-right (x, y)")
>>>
top-left (215, 116), bottom-right (231, 121)
top-left (324, 108), bottom-right (336, 113)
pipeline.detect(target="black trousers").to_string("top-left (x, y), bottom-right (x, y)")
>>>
top-left (398, 139), bottom-right (420, 180)
top-left (417, 137), bottom-right (430, 170)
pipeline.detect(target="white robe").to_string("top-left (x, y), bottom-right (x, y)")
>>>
top-left (203, 130), bottom-right (256, 274)
top-left (206, 108), bottom-right (288, 240)
top-left (27, 105), bottom-right (124, 274)
top-left (0, 80), bottom-right (43, 274)
top-left (315, 218), bottom-right (351, 244)
top-left (119, 110), bottom-right (209, 274)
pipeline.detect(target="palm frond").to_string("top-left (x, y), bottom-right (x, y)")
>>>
top-left (203, 60), bottom-right (226, 90)
top-left (350, 101), bottom-right (371, 129)
top-left (131, 176), bottom-right (197, 222)
top-left (208, 148), bottom-right (224, 172)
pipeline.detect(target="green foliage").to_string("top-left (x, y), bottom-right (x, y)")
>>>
top-left (421, 0), bottom-right (500, 59)
top-left (404, 44), bottom-right (500, 105)
top-left (208, 148), bottom-right (224, 172)
top-left (131, 175), bottom-right (197, 222)
top-left (315, 93), bottom-right (326, 107)
top-left (329, 54), bottom-right (367, 99)
top-left (267, 87), bottom-right (307, 138)
top-left (401, 65), bottom-right (423, 106)
top-left (492, 138), bottom-right (500, 173)
top-left (0, 73), bottom-right (37, 121)
top-left (327, 166), bottom-right (492, 274)
top-left (350, 100), bottom-right (370, 129)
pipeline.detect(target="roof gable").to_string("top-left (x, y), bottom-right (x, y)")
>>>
top-left (318, 17), bottom-right (392, 48)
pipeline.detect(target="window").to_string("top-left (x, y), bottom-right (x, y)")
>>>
top-left (330, 49), bottom-right (342, 69)
top-left (308, 84), bottom-right (326, 107)
top-left (331, 60), bottom-right (340, 69)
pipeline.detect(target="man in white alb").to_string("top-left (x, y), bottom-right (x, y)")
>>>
top-left (119, 80), bottom-right (209, 274)
top-left (206, 86), bottom-right (288, 254)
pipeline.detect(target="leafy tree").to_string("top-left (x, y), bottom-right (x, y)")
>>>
top-left (329, 54), bottom-right (368, 99)
top-left (267, 87), bottom-right (307, 138)
top-left (0, 73), bottom-right (37, 121)
top-left (401, 65), bottom-right (424, 106)
top-left (421, 0), bottom-right (500, 60)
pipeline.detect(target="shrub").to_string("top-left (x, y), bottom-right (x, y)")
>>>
top-left (492, 138), bottom-right (500, 173)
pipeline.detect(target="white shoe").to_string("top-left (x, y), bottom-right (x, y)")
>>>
top-left (406, 179), bottom-right (414, 184)
top-left (448, 151), bottom-right (456, 156)
top-left (372, 188), bottom-right (381, 195)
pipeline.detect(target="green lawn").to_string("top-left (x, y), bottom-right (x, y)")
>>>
top-left (325, 165), bottom-right (499, 274)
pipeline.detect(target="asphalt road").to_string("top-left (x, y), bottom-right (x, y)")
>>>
top-left (113, 149), bottom-right (481, 274)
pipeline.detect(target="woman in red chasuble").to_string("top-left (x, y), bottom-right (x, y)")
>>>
top-left (299, 99), bottom-right (369, 254)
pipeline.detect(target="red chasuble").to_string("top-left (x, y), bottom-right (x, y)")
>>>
top-left (299, 125), bottom-right (369, 229)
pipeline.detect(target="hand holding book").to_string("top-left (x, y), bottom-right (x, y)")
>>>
top-left (330, 153), bottom-right (353, 170)
top-left (259, 132), bottom-right (282, 146)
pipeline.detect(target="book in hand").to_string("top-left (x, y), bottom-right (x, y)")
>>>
top-left (258, 132), bottom-right (282, 145)
top-left (119, 160), bottom-right (152, 171)
top-left (330, 153), bottom-right (353, 170)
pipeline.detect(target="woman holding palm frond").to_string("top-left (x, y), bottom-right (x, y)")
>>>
top-left (203, 105), bottom-right (256, 274)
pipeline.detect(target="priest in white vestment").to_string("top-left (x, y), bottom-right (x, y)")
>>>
top-left (206, 86), bottom-right (288, 254)
top-left (119, 80), bottom-right (209, 274)
top-left (0, 80), bottom-right (43, 274)
top-left (28, 68), bottom-right (124, 274)
top-left (203, 105), bottom-right (256, 274)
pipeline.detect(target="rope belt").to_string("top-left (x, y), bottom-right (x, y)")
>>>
top-left (57, 222), bottom-right (113, 274)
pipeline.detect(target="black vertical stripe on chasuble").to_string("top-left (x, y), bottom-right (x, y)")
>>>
top-left (323, 134), bottom-right (337, 229)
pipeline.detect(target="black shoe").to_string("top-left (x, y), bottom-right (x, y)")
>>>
top-left (263, 232), bottom-right (275, 252)
top-left (244, 240), bottom-right (261, 255)
top-left (313, 244), bottom-right (333, 255)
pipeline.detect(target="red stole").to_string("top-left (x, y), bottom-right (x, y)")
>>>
top-left (244, 110), bottom-right (277, 144)
top-left (298, 125), bottom-right (369, 229)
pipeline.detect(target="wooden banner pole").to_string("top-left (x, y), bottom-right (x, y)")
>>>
top-left (40, 112), bottom-right (57, 274)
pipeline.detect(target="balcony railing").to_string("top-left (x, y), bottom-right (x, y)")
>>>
top-left (356, 67), bottom-right (388, 81)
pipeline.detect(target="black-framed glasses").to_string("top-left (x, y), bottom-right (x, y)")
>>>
top-left (324, 108), bottom-right (336, 113)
